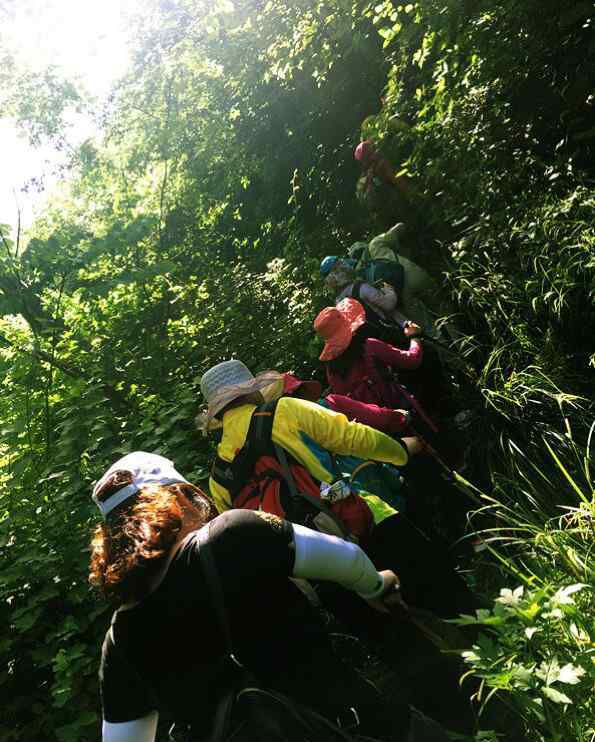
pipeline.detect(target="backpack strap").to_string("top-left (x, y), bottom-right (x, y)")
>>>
top-left (210, 401), bottom-right (278, 496)
top-left (197, 525), bottom-right (238, 662)
top-left (350, 281), bottom-right (363, 302)
top-left (196, 525), bottom-right (246, 742)
top-left (273, 444), bottom-right (351, 540)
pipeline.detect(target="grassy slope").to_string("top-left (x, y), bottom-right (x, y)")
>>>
top-left (353, 2), bottom-right (595, 739)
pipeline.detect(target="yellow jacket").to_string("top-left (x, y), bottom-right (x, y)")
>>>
top-left (209, 396), bottom-right (408, 513)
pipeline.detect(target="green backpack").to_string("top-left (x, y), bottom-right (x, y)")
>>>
top-left (350, 241), bottom-right (405, 293)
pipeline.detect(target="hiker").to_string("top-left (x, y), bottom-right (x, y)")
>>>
top-left (90, 451), bottom-right (415, 741)
top-left (355, 140), bottom-right (415, 228)
top-left (313, 298), bottom-right (465, 455)
top-left (321, 224), bottom-right (438, 334)
top-left (200, 361), bottom-right (478, 730)
top-left (201, 362), bottom-right (421, 540)
top-left (200, 359), bottom-right (474, 618)
top-left (314, 298), bottom-right (427, 412)
top-left (321, 256), bottom-right (400, 326)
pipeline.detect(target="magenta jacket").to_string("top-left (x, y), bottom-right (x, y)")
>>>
top-left (326, 338), bottom-right (423, 406)
top-left (325, 337), bottom-right (437, 433)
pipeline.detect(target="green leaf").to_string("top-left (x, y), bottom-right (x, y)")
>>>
top-left (557, 664), bottom-right (586, 685)
top-left (542, 686), bottom-right (573, 705)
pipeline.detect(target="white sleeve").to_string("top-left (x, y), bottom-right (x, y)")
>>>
top-left (103, 712), bottom-right (158, 742)
top-left (291, 523), bottom-right (386, 599)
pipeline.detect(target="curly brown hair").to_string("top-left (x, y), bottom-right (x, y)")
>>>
top-left (89, 470), bottom-right (216, 605)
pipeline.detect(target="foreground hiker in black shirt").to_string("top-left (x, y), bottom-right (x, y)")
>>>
top-left (89, 451), bottom-right (451, 742)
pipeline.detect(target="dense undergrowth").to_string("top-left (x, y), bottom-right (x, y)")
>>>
top-left (0, 1), bottom-right (593, 740)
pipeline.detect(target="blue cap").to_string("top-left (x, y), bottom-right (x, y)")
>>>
top-left (320, 256), bottom-right (338, 276)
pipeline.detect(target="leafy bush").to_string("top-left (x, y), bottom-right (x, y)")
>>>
top-left (454, 426), bottom-right (594, 740)
top-left (1, 0), bottom-right (593, 739)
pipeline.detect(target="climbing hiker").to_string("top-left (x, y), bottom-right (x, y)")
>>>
top-left (320, 255), bottom-right (404, 341)
top-left (89, 451), bottom-right (418, 741)
top-left (355, 140), bottom-right (416, 229)
top-left (314, 298), bottom-right (465, 460)
top-left (199, 362), bottom-right (478, 732)
top-left (314, 298), bottom-right (427, 412)
top-left (200, 360), bottom-right (421, 540)
top-left (321, 224), bottom-right (439, 335)
top-left (199, 358), bottom-right (474, 618)
top-left (321, 221), bottom-right (407, 296)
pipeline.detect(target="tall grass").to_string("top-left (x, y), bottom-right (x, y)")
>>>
top-left (455, 421), bottom-right (594, 741)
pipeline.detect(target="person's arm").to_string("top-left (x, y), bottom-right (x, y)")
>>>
top-left (276, 397), bottom-right (409, 467)
top-left (366, 336), bottom-right (423, 371)
top-left (207, 510), bottom-right (399, 605)
top-left (359, 283), bottom-right (398, 314)
top-left (103, 714), bottom-right (158, 742)
top-left (291, 523), bottom-right (392, 599)
top-left (325, 393), bottom-right (409, 434)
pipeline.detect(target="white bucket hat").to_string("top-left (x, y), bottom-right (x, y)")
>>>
top-left (92, 451), bottom-right (188, 518)
top-left (199, 360), bottom-right (282, 429)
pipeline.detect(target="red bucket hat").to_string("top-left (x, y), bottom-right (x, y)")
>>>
top-left (313, 298), bottom-right (366, 361)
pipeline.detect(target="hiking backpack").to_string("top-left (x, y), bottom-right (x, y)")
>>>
top-left (210, 401), bottom-right (373, 539)
top-left (168, 524), bottom-right (390, 742)
top-left (353, 241), bottom-right (405, 294)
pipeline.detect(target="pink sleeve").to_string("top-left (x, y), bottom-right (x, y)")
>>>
top-left (365, 337), bottom-right (423, 371)
top-left (325, 394), bottom-right (408, 433)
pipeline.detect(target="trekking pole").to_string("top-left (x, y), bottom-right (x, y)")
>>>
top-left (387, 601), bottom-right (471, 651)
top-left (391, 309), bottom-right (478, 379)
top-left (408, 426), bottom-right (483, 508)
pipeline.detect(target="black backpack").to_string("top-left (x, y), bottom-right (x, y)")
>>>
top-left (349, 282), bottom-right (407, 346)
top-left (168, 523), bottom-right (383, 742)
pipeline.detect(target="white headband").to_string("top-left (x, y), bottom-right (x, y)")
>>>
top-left (92, 451), bottom-right (189, 518)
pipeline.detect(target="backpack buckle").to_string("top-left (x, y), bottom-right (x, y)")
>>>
top-left (336, 706), bottom-right (360, 730)
top-left (228, 652), bottom-right (244, 669)
top-left (168, 722), bottom-right (193, 741)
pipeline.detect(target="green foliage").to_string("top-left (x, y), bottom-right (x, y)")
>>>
top-left (0, 0), bottom-right (593, 739)
top-left (0, 53), bottom-right (84, 147)
top-left (455, 428), bottom-right (595, 741)
top-left (456, 582), bottom-right (593, 740)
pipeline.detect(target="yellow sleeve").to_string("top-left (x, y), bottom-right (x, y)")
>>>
top-left (209, 476), bottom-right (232, 513)
top-left (275, 397), bottom-right (409, 467)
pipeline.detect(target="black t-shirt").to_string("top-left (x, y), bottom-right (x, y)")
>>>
top-left (99, 509), bottom-right (327, 726)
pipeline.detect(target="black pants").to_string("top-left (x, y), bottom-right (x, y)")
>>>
top-left (317, 515), bottom-right (478, 732)
top-left (276, 641), bottom-right (411, 740)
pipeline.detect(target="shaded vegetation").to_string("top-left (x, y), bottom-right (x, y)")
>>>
top-left (0, 0), bottom-right (593, 740)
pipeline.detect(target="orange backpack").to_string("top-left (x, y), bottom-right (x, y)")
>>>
top-left (210, 401), bottom-right (373, 540)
